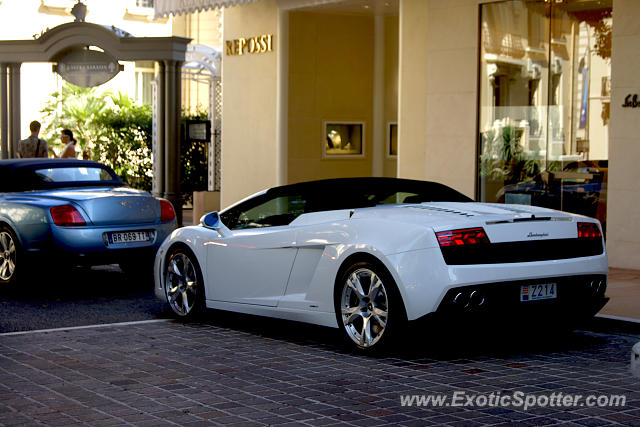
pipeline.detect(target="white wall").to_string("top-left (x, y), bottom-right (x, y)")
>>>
top-left (398, 0), bottom-right (478, 198)
top-left (608, 0), bottom-right (640, 268)
top-left (221, 0), bottom-right (279, 208)
top-left (397, 0), bottom-right (429, 183)
top-left (424, 0), bottom-right (478, 197)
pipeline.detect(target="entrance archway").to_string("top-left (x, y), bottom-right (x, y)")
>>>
top-left (0, 20), bottom-right (190, 222)
top-left (182, 44), bottom-right (222, 193)
top-left (178, 44), bottom-right (223, 223)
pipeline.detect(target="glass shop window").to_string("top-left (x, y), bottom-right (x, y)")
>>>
top-left (324, 122), bottom-right (364, 157)
top-left (478, 0), bottom-right (611, 233)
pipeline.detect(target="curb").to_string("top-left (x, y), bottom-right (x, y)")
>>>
top-left (589, 314), bottom-right (640, 335)
top-left (0, 318), bottom-right (171, 337)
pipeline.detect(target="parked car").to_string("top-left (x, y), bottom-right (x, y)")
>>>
top-left (496, 160), bottom-right (608, 229)
top-left (0, 158), bottom-right (177, 285)
top-left (154, 177), bottom-right (608, 352)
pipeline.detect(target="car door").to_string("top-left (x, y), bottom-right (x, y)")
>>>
top-left (206, 194), bottom-right (306, 306)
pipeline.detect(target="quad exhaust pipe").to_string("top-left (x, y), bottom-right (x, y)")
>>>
top-left (452, 289), bottom-right (486, 311)
top-left (588, 279), bottom-right (605, 296)
top-left (446, 276), bottom-right (606, 314)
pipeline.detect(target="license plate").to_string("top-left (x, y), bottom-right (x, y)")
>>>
top-left (106, 230), bottom-right (152, 245)
top-left (520, 283), bottom-right (557, 302)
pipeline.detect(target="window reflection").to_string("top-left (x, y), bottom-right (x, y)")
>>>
top-left (478, 0), bottom-right (611, 232)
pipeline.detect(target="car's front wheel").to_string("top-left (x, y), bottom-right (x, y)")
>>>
top-left (0, 225), bottom-right (19, 286)
top-left (335, 260), bottom-right (406, 352)
top-left (164, 246), bottom-right (205, 319)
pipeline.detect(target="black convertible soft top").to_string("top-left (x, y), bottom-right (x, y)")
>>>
top-left (0, 158), bottom-right (123, 192)
top-left (263, 177), bottom-right (473, 209)
top-left (220, 177), bottom-right (474, 228)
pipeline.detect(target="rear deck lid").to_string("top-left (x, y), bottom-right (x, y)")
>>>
top-left (424, 203), bottom-right (603, 265)
top-left (35, 187), bottom-right (159, 226)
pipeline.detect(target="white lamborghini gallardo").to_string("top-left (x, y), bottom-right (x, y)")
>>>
top-left (155, 178), bottom-right (608, 352)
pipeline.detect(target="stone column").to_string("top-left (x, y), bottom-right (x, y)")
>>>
top-left (398, 0), bottom-right (429, 180)
top-left (153, 61), bottom-right (166, 198)
top-left (276, 9), bottom-right (289, 186)
top-left (208, 76), bottom-right (222, 192)
top-left (372, 14), bottom-right (385, 176)
top-left (208, 78), bottom-right (215, 192)
top-left (8, 63), bottom-right (21, 158)
top-left (164, 60), bottom-right (183, 225)
top-left (0, 64), bottom-right (8, 159)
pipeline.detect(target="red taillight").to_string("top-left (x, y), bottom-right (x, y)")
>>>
top-left (436, 227), bottom-right (490, 247)
top-left (578, 222), bottom-right (602, 238)
top-left (50, 205), bottom-right (86, 227)
top-left (160, 199), bottom-right (176, 223)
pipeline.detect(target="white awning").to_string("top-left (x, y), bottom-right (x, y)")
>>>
top-left (154, 0), bottom-right (262, 18)
top-left (155, 0), bottom-right (345, 17)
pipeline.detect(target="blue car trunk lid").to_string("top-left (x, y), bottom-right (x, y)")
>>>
top-left (32, 188), bottom-right (159, 226)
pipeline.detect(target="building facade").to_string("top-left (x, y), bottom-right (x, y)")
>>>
top-left (156, 0), bottom-right (637, 269)
top-left (4, 0), bottom-right (636, 269)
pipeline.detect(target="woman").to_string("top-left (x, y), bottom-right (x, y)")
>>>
top-left (50, 129), bottom-right (78, 158)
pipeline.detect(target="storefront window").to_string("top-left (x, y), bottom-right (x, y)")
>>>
top-left (324, 122), bottom-right (364, 157)
top-left (478, 0), bottom-right (611, 231)
top-left (388, 123), bottom-right (398, 157)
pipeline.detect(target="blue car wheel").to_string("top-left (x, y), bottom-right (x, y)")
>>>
top-left (0, 225), bottom-right (19, 285)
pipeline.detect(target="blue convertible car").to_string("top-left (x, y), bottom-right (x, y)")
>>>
top-left (0, 159), bottom-right (177, 285)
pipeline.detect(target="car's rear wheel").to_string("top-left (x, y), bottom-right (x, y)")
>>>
top-left (164, 246), bottom-right (205, 319)
top-left (335, 260), bottom-right (406, 352)
top-left (0, 225), bottom-right (19, 286)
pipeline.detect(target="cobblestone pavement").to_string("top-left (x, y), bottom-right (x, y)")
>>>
top-left (0, 315), bottom-right (639, 426)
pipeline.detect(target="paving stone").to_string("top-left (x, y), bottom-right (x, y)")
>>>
top-left (0, 320), bottom-right (638, 426)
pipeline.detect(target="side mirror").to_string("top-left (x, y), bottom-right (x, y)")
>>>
top-left (200, 211), bottom-right (231, 237)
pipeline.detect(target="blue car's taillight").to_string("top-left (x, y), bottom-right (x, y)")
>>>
top-left (160, 199), bottom-right (176, 223)
top-left (50, 205), bottom-right (86, 227)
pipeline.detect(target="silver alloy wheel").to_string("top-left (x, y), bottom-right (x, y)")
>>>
top-left (340, 267), bottom-right (389, 348)
top-left (165, 252), bottom-right (199, 316)
top-left (0, 231), bottom-right (16, 281)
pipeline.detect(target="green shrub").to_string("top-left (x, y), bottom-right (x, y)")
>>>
top-left (41, 83), bottom-right (210, 203)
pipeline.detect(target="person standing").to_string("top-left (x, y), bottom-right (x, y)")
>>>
top-left (17, 121), bottom-right (49, 158)
top-left (48, 129), bottom-right (79, 159)
top-left (59, 129), bottom-right (78, 158)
